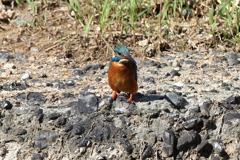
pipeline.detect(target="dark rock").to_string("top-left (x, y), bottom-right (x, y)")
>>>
top-left (120, 139), bottom-right (133, 154)
top-left (34, 130), bottom-right (58, 149)
top-left (0, 51), bottom-right (14, 59)
top-left (182, 118), bottom-right (203, 129)
top-left (65, 80), bottom-right (75, 86)
top-left (0, 100), bottom-right (12, 110)
top-left (55, 117), bottom-right (66, 127)
top-left (82, 63), bottom-right (104, 72)
top-left (78, 93), bottom-right (98, 113)
top-left (73, 69), bottom-right (84, 75)
top-left (169, 70), bottom-right (181, 76)
top-left (162, 130), bottom-right (175, 157)
top-left (196, 139), bottom-right (213, 157)
top-left (225, 94), bottom-right (240, 104)
top-left (64, 124), bottom-right (73, 132)
top-left (89, 126), bottom-right (111, 141)
top-left (72, 124), bottom-right (85, 135)
top-left (143, 77), bottom-right (155, 83)
top-left (13, 128), bottom-right (27, 135)
top-left (17, 92), bottom-right (46, 106)
top-left (218, 101), bottom-right (233, 110)
top-left (38, 74), bottom-right (47, 78)
top-left (31, 153), bottom-right (43, 160)
top-left (141, 145), bottom-right (154, 159)
top-left (48, 113), bottom-right (61, 120)
top-left (146, 89), bottom-right (157, 94)
top-left (165, 92), bottom-right (189, 109)
top-left (177, 130), bottom-right (199, 151)
top-left (3, 82), bottom-right (27, 91)
top-left (224, 113), bottom-right (240, 123)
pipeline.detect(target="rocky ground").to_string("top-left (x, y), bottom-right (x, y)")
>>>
top-left (0, 48), bottom-right (240, 160)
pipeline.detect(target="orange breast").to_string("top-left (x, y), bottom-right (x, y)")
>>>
top-left (108, 61), bottom-right (138, 94)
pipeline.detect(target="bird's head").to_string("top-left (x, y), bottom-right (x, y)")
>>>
top-left (113, 45), bottom-right (136, 64)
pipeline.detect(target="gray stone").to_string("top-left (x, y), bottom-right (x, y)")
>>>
top-left (177, 130), bottom-right (198, 151)
top-left (165, 92), bottom-right (189, 109)
top-left (78, 93), bottom-right (98, 113)
top-left (0, 51), bottom-right (13, 59)
top-left (162, 130), bottom-right (175, 157)
top-left (82, 63), bottom-right (104, 72)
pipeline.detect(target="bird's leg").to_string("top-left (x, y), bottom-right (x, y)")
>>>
top-left (127, 94), bottom-right (133, 102)
top-left (112, 91), bottom-right (117, 99)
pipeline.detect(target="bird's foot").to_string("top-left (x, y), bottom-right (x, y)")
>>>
top-left (127, 94), bottom-right (133, 102)
top-left (111, 91), bottom-right (117, 99)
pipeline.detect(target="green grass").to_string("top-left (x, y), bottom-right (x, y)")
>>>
top-left (14, 0), bottom-right (240, 48)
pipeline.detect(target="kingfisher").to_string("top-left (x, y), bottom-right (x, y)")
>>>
top-left (108, 45), bottom-right (138, 102)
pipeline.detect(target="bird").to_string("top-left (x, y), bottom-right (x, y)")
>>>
top-left (108, 45), bottom-right (138, 102)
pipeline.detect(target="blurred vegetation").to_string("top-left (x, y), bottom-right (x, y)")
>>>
top-left (13, 0), bottom-right (240, 51)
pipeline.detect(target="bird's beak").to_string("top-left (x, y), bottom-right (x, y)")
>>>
top-left (125, 54), bottom-right (136, 64)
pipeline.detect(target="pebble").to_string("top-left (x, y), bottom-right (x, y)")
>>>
top-left (0, 100), bottom-right (13, 110)
top-left (0, 51), bottom-right (13, 59)
top-left (77, 93), bottom-right (98, 113)
top-left (30, 47), bottom-right (39, 52)
top-left (20, 72), bottom-right (30, 80)
top-left (162, 130), bottom-right (175, 157)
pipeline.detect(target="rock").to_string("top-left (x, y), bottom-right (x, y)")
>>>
top-left (17, 92), bottom-right (46, 106)
top-left (2, 82), bottom-right (27, 91)
top-left (82, 63), bottom-right (104, 72)
top-left (196, 140), bottom-right (213, 157)
top-left (20, 72), bottom-right (30, 80)
top-left (182, 118), bottom-right (202, 129)
top-left (212, 142), bottom-right (224, 155)
top-left (162, 130), bottom-right (175, 157)
top-left (13, 128), bottom-right (27, 135)
top-left (31, 153), bottom-right (43, 160)
top-left (165, 92), bottom-right (189, 109)
top-left (14, 53), bottom-right (28, 58)
top-left (177, 130), bottom-right (199, 151)
top-left (73, 69), bottom-right (84, 75)
top-left (75, 137), bottom-right (91, 147)
top-left (120, 139), bottom-right (133, 154)
top-left (38, 74), bottom-right (47, 78)
top-left (3, 63), bottom-right (16, 69)
top-left (141, 145), bottom-right (154, 159)
top-left (65, 80), bottom-right (75, 86)
top-left (143, 77), bottom-right (155, 83)
top-left (72, 124), bottom-right (85, 135)
top-left (146, 89), bottom-right (157, 94)
top-left (89, 126), bottom-right (111, 141)
top-left (48, 113), bottom-right (61, 120)
top-left (169, 70), bottom-right (181, 76)
top-left (34, 130), bottom-right (58, 149)
top-left (77, 93), bottom-right (98, 113)
top-left (99, 96), bottom-right (113, 111)
top-left (0, 51), bottom-right (13, 59)
top-left (0, 100), bottom-right (12, 110)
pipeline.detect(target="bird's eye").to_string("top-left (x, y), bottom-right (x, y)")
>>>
top-left (116, 52), bottom-right (122, 56)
